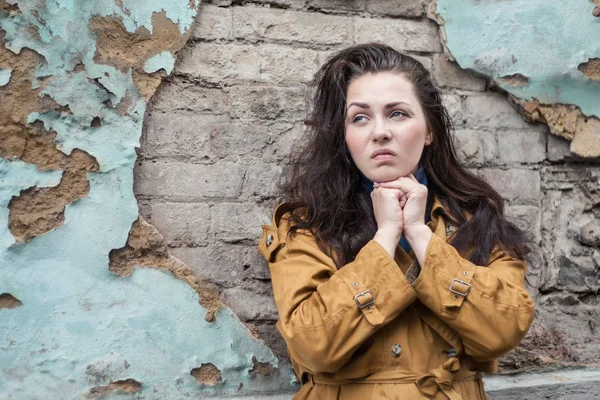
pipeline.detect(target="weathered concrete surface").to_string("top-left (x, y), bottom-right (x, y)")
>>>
top-left (0, 0), bottom-right (295, 398)
top-left (138, 1), bottom-right (600, 389)
top-left (433, 0), bottom-right (600, 158)
top-left (485, 368), bottom-right (600, 400)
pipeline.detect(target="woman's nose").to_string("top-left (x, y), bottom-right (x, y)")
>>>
top-left (372, 120), bottom-right (392, 141)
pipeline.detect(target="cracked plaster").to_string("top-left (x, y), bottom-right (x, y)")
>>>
top-left (0, 0), bottom-right (295, 397)
top-left (433, 0), bottom-right (600, 158)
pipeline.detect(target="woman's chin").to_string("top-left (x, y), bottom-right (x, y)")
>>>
top-left (369, 170), bottom-right (412, 183)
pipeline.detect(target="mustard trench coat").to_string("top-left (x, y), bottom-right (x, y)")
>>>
top-left (258, 198), bottom-right (535, 400)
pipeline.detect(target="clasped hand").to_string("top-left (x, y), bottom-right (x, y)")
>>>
top-left (371, 174), bottom-right (428, 255)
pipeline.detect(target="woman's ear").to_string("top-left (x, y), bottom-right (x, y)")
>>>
top-left (425, 131), bottom-right (433, 146)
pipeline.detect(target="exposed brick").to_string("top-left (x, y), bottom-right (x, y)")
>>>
top-left (222, 288), bottom-right (278, 321)
top-left (506, 205), bottom-right (541, 244)
top-left (262, 122), bottom-right (305, 163)
top-left (209, 122), bottom-right (272, 160)
top-left (432, 54), bottom-right (486, 91)
top-left (151, 202), bottom-right (211, 246)
top-left (441, 93), bottom-right (464, 127)
top-left (366, 0), bottom-right (422, 17)
top-left (134, 161), bottom-right (244, 199)
top-left (233, 6), bottom-right (352, 45)
top-left (170, 244), bottom-right (262, 287)
top-left (453, 129), bottom-right (497, 166)
top-left (478, 168), bottom-right (541, 203)
top-left (410, 54), bottom-right (432, 72)
top-left (177, 43), bottom-right (319, 85)
top-left (230, 86), bottom-right (306, 121)
top-left (151, 80), bottom-right (229, 113)
top-left (307, 0), bottom-right (364, 12)
top-left (210, 202), bottom-right (271, 241)
top-left (496, 129), bottom-right (547, 165)
top-left (242, 163), bottom-right (285, 199)
top-left (140, 112), bottom-right (220, 162)
top-left (192, 4), bottom-right (233, 40)
top-left (353, 17), bottom-right (442, 53)
top-left (464, 94), bottom-right (534, 130)
top-left (547, 133), bottom-right (572, 162)
top-left (177, 43), bottom-right (261, 82)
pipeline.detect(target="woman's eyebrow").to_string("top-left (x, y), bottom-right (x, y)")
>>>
top-left (385, 101), bottom-right (411, 108)
top-left (346, 101), bottom-right (412, 111)
top-left (346, 102), bottom-right (369, 111)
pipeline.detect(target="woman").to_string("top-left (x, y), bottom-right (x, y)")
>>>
top-left (258, 43), bottom-right (535, 399)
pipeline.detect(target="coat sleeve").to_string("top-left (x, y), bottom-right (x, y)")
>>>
top-left (258, 214), bottom-right (417, 374)
top-left (411, 234), bottom-right (535, 361)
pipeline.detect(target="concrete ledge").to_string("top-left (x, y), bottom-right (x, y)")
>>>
top-left (214, 368), bottom-right (600, 399)
top-left (485, 367), bottom-right (600, 399)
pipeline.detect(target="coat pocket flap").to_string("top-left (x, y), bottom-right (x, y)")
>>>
top-left (258, 224), bottom-right (284, 262)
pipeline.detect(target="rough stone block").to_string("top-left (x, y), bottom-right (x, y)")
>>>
top-left (151, 202), bottom-right (211, 246)
top-left (432, 54), bottom-right (486, 91)
top-left (178, 43), bottom-right (320, 85)
top-left (233, 6), bottom-right (352, 45)
top-left (262, 122), bottom-right (305, 163)
top-left (307, 0), bottom-right (364, 11)
top-left (242, 164), bottom-right (285, 199)
top-left (354, 17), bottom-right (442, 53)
top-left (134, 161), bottom-right (244, 199)
top-left (465, 94), bottom-right (534, 130)
top-left (496, 129), bottom-right (547, 165)
top-left (209, 122), bottom-right (272, 160)
top-left (366, 0), bottom-right (422, 17)
top-left (151, 79), bottom-right (230, 114)
top-left (222, 288), bottom-right (278, 321)
top-left (171, 244), bottom-right (264, 287)
top-left (478, 168), bottom-right (541, 203)
top-left (141, 112), bottom-right (222, 162)
top-left (230, 86), bottom-right (306, 121)
top-left (505, 205), bottom-right (541, 244)
top-left (453, 129), bottom-right (497, 166)
top-left (441, 93), bottom-right (463, 126)
top-left (210, 202), bottom-right (271, 241)
top-left (192, 4), bottom-right (233, 40)
top-left (547, 133), bottom-right (572, 162)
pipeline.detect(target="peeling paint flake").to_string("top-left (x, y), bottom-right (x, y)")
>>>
top-left (0, 0), bottom-right (295, 397)
top-left (435, 0), bottom-right (600, 158)
top-left (0, 68), bottom-right (11, 86)
top-left (143, 50), bottom-right (175, 74)
top-left (578, 58), bottom-right (600, 80)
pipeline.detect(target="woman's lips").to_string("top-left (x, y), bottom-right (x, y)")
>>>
top-left (373, 153), bottom-right (395, 161)
top-left (371, 148), bottom-right (397, 160)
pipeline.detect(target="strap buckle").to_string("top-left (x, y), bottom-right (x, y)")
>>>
top-left (354, 290), bottom-right (375, 309)
top-left (449, 279), bottom-right (470, 297)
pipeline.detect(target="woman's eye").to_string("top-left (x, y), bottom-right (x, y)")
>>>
top-left (352, 115), bottom-right (367, 123)
top-left (391, 110), bottom-right (407, 118)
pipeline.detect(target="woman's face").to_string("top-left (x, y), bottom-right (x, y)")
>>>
top-left (344, 71), bottom-right (431, 183)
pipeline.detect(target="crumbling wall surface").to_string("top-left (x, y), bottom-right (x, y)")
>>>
top-left (432, 0), bottom-right (600, 369)
top-left (139, 0), bottom-right (600, 383)
top-left (0, 0), bottom-right (295, 398)
top-left (433, 0), bottom-right (600, 158)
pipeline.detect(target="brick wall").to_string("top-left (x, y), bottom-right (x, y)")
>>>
top-left (134, 0), bottom-right (600, 368)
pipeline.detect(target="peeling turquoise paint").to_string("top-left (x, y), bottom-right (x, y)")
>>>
top-left (0, 0), bottom-right (295, 398)
top-left (144, 51), bottom-right (176, 74)
top-left (436, 0), bottom-right (600, 118)
top-left (0, 159), bottom-right (62, 249)
top-left (0, 68), bottom-right (11, 86)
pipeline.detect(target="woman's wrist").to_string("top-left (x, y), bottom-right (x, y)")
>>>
top-left (404, 225), bottom-right (433, 266)
top-left (374, 229), bottom-right (401, 258)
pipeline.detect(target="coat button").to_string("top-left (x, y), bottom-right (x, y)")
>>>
top-left (266, 234), bottom-right (273, 246)
top-left (391, 343), bottom-right (402, 357)
top-left (446, 347), bottom-right (458, 358)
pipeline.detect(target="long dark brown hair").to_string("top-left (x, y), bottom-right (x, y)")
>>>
top-left (281, 43), bottom-right (529, 268)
